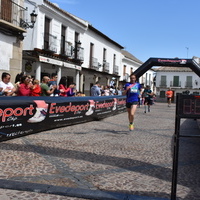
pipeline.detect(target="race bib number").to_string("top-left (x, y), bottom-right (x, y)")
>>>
top-left (130, 88), bottom-right (138, 93)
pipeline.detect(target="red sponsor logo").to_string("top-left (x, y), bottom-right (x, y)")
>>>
top-left (95, 101), bottom-right (114, 109)
top-left (194, 96), bottom-right (200, 99)
top-left (158, 59), bottom-right (187, 64)
top-left (117, 99), bottom-right (126, 105)
top-left (49, 102), bottom-right (89, 114)
top-left (0, 105), bottom-right (35, 122)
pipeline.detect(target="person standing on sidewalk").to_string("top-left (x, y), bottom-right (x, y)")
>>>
top-left (123, 73), bottom-right (141, 131)
top-left (166, 88), bottom-right (173, 107)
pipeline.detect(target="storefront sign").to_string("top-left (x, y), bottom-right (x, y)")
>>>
top-left (39, 56), bottom-right (82, 70)
top-left (39, 56), bottom-right (63, 66)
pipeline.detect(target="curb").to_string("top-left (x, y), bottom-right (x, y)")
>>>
top-left (0, 179), bottom-right (169, 200)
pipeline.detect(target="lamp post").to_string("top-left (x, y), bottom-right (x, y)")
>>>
top-left (74, 41), bottom-right (81, 60)
top-left (76, 41), bottom-right (81, 51)
top-left (20, 10), bottom-right (37, 29)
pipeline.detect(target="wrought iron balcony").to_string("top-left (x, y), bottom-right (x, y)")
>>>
top-left (170, 81), bottom-right (181, 87)
top-left (113, 65), bottom-right (119, 75)
top-left (90, 57), bottom-right (99, 70)
top-left (76, 47), bottom-right (84, 61)
top-left (123, 73), bottom-right (129, 82)
top-left (60, 41), bottom-right (73, 57)
top-left (0, 0), bottom-right (25, 25)
top-left (185, 81), bottom-right (193, 88)
top-left (0, 0), bottom-right (27, 38)
top-left (43, 33), bottom-right (57, 53)
top-left (159, 81), bottom-right (167, 87)
top-left (71, 41), bottom-right (84, 61)
top-left (103, 61), bottom-right (109, 73)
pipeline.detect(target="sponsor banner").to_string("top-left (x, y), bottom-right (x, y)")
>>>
top-left (0, 96), bottom-right (126, 141)
top-left (158, 59), bottom-right (187, 65)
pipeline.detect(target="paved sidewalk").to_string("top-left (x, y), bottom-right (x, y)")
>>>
top-left (0, 102), bottom-right (200, 200)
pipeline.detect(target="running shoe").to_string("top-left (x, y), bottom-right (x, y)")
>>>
top-left (85, 100), bottom-right (95, 116)
top-left (85, 105), bottom-right (95, 116)
top-left (129, 124), bottom-right (134, 131)
top-left (27, 108), bottom-right (47, 123)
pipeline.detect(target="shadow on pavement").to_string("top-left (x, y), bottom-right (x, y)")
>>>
top-left (0, 140), bottom-right (172, 199)
top-left (0, 118), bottom-right (200, 199)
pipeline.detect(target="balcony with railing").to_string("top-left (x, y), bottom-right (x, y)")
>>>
top-left (43, 33), bottom-right (57, 53)
top-left (70, 41), bottom-right (84, 61)
top-left (65, 44), bottom-right (73, 57)
top-left (159, 81), bottom-right (167, 87)
top-left (76, 47), bottom-right (84, 61)
top-left (123, 73), bottom-right (129, 82)
top-left (60, 41), bottom-right (73, 57)
top-left (90, 57), bottom-right (99, 70)
top-left (102, 61), bottom-right (109, 73)
top-left (113, 65), bottom-right (119, 75)
top-left (170, 81), bottom-right (181, 87)
top-left (185, 81), bottom-right (193, 88)
top-left (0, 0), bottom-right (26, 35)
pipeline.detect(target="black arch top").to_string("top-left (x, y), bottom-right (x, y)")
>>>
top-left (133, 57), bottom-right (200, 78)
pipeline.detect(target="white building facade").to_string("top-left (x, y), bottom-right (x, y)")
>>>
top-left (80, 25), bottom-right (123, 95)
top-left (21, 0), bottom-right (154, 95)
top-left (154, 66), bottom-right (200, 102)
top-left (22, 0), bottom-right (87, 91)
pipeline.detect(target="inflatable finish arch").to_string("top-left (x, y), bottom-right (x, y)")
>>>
top-left (133, 57), bottom-right (200, 78)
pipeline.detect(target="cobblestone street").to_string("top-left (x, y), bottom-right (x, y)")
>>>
top-left (0, 102), bottom-right (200, 200)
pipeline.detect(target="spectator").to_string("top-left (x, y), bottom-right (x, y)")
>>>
top-left (110, 85), bottom-right (117, 95)
top-left (30, 79), bottom-right (41, 96)
top-left (116, 86), bottom-right (122, 95)
top-left (66, 83), bottom-right (76, 97)
top-left (48, 73), bottom-right (60, 96)
top-left (104, 85), bottom-right (110, 96)
top-left (100, 85), bottom-right (105, 96)
top-left (41, 76), bottom-right (56, 96)
top-left (0, 87), bottom-right (3, 96)
top-left (76, 91), bottom-right (85, 96)
top-left (91, 81), bottom-right (101, 96)
top-left (58, 76), bottom-right (70, 97)
top-left (0, 72), bottom-right (16, 96)
top-left (14, 72), bottom-right (25, 93)
top-left (27, 75), bottom-right (33, 87)
top-left (17, 75), bottom-right (32, 96)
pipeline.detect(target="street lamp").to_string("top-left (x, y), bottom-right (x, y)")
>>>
top-left (75, 41), bottom-right (82, 52)
top-left (73, 41), bottom-right (82, 60)
top-left (20, 10), bottom-right (37, 29)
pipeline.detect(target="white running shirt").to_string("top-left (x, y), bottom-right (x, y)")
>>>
top-left (0, 81), bottom-right (14, 93)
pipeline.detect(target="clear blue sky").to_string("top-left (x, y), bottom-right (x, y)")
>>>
top-left (52, 0), bottom-right (200, 62)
